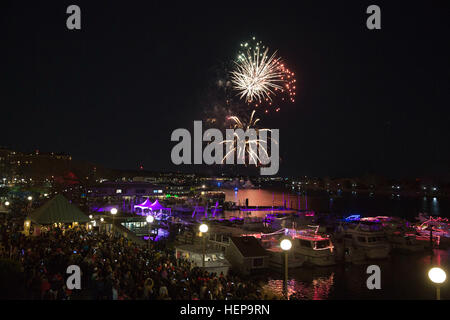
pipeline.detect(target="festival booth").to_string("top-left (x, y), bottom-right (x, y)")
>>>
top-left (134, 198), bottom-right (172, 220)
top-left (25, 195), bottom-right (90, 235)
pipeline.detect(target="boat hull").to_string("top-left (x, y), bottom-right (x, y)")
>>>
top-left (305, 255), bottom-right (336, 267)
top-left (364, 246), bottom-right (390, 260)
top-left (267, 250), bottom-right (305, 270)
top-left (295, 249), bottom-right (336, 266)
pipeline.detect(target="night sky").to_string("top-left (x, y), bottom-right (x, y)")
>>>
top-left (1, 1), bottom-right (449, 179)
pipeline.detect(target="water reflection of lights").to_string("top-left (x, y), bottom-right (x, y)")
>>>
top-left (263, 273), bottom-right (335, 300)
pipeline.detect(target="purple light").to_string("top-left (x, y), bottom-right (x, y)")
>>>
top-left (239, 207), bottom-right (294, 212)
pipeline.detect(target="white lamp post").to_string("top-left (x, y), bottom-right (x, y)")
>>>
top-left (146, 215), bottom-right (154, 224)
top-left (26, 196), bottom-right (33, 213)
top-left (110, 208), bottom-right (117, 235)
top-left (199, 223), bottom-right (209, 267)
top-left (428, 267), bottom-right (447, 300)
top-left (199, 223), bottom-right (208, 233)
top-left (280, 238), bottom-right (292, 299)
top-left (146, 215), bottom-right (154, 248)
top-left (24, 220), bottom-right (31, 236)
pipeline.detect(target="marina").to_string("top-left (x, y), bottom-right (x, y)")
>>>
top-left (85, 187), bottom-right (450, 299)
top-left (2, 175), bottom-right (450, 300)
top-left (1, 1), bottom-right (449, 305)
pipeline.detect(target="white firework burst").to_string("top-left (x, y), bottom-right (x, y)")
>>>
top-left (220, 110), bottom-right (275, 166)
top-left (230, 43), bottom-right (285, 103)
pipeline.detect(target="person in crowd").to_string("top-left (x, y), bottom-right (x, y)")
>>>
top-left (0, 210), bottom-right (265, 300)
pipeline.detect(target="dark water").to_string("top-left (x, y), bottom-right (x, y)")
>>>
top-left (262, 250), bottom-right (450, 300)
top-left (223, 189), bottom-right (448, 219)
top-left (222, 189), bottom-right (450, 299)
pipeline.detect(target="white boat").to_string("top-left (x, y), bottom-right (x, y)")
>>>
top-left (364, 216), bottom-right (426, 252)
top-left (387, 232), bottom-right (426, 252)
top-left (414, 215), bottom-right (450, 248)
top-left (266, 247), bottom-right (306, 270)
top-left (337, 221), bottom-right (391, 260)
top-left (245, 229), bottom-right (305, 269)
top-left (247, 227), bottom-right (335, 267)
top-left (333, 240), bottom-right (367, 264)
top-left (288, 227), bottom-right (336, 267)
top-left (265, 213), bottom-right (293, 230)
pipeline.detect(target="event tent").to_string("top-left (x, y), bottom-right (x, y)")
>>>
top-left (27, 194), bottom-right (90, 225)
top-left (134, 198), bottom-right (171, 216)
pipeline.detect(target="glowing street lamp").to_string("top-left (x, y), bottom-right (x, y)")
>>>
top-left (27, 196), bottom-right (33, 201)
top-left (428, 267), bottom-right (447, 300)
top-left (199, 223), bottom-right (208, 233)
top-left (280, 238), bottom-right (292, 299)
top-left (110, 208), bottom-right (118, 235)
top-left (280, 238), bottom-right (292, 250)
top-left (89, 215), bottom-right (93, 219)
top-left (4, 201), bottom-right (10, 206)
top-left (199, 223), bottom-right (209, 267)
top-left (24, 220), bottom-right (31, 236)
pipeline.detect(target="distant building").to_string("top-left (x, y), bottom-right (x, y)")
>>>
top-left (86, 181), bottom-right (165, 213)
top-left (225, 236), bottom-right (269, 275)
top-left (0, 147), bottom-right (18, 177)
top-left (132, 176), bottom-right (157, 183)
top-left (0, 148), bottom-right (72, 181)
top-left (87, 181), bottom-right (161, 198)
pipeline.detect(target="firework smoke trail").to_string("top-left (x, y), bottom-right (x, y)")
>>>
top-left (202, 63), bottom-right (248, 129)
top-left (230, 37), bottom-right (297, 113)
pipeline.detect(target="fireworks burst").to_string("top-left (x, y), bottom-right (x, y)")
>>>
top-left (230, 37), bottom-right (296, 113)
top-left (220, 110), bottom-right (276, 166)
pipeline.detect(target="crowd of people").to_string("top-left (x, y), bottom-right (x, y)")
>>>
top-left (0, 212), bottom-right (271, 300)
